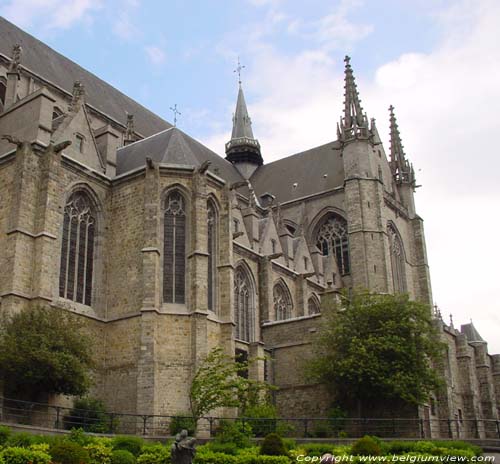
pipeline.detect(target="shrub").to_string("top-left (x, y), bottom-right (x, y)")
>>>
top-left (68, 428), bottom-right (95, 446)
top-left (214, 420), bottom-right (253, 448)
top-left (64, 397), bottom-right (116, 433)
top-left (243, 403), bottom-right (278, 437)
top-left (260, 433), bottom-right (288, 457)
top-left (351, 436), bottom-right (382, 457)
top-left (170, 415), bottom-right (196, 436)
top-left (112, 436), bottom-right (144, 457)
top-left (1, 446), bottom-right (51, 464)
top-left (84, 442), bottom-right (113, 464)
top-left (111, 449), bottom-right (136, 464)
top-left (50, 441), bottom-right (90, 464)
top-left (136, 444), bottom-right (170, 464)
top-left (5, 432), bottom-right (35, 448)
top-left (300, 443), bottom-right (335, 457)
top-left (0, 426), bottom-right (11, 446)
top-left (207, 442), bottom-right (240, 455)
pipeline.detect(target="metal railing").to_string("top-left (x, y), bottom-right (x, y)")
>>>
top-left (1, 396), bottom-right (500, 439)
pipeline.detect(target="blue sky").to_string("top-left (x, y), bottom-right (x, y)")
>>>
top-left (1, 0), bottom-right (500, 352)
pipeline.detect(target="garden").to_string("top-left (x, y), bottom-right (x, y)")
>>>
top-left (0, 423), bottom-right (484, 464)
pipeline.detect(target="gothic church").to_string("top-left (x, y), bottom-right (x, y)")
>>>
top-left (0, 17), bottom-right (499, 438)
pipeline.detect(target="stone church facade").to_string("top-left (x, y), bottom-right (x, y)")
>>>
top-left (0, 17), bottom-right (499, 438)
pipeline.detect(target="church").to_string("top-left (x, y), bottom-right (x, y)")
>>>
top-left (0, 16), bottom-right (499, 439)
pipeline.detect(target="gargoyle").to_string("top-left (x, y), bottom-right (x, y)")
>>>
top-left (230, 181), bottom-right (248, 191)
top-left (53, 140), bottom-right (72, 153)
top-left (198, 160), bottom-right (211, 174)
top-left (1, 134), bottom-right (23, 148)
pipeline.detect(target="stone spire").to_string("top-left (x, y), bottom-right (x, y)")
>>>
top-left (124, 113), bottom-right (136, 145)
top-left (389, 105), bottom-right (414, 184)
top-left (68, 81), bottom-right (85, 113)
top-left (338, 55), bottom-right (369, 142)
top-left (225, 84), bottom-right (263, 178)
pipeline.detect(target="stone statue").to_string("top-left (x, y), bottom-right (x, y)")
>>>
top-left (170, 429), bottom-right (196, 464)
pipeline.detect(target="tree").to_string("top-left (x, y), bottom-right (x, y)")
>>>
top-left (309, 291), bottom-right (444, 414)
top-left (0, 306), bottom-right (94, 399)
top-left (189, 347), bottom-right (270, 423)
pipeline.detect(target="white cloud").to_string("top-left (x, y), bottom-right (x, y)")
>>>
top-left (145, 45), bottom-right (166, 65)
top-left (204, 0), bottom-right (500, 352)
top-left (0, 0), bottom-right (101, 30)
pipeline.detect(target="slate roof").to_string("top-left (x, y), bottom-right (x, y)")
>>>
top-left (0, 16), bottom-right (171, 137)
top-left (461, 323), bottom-right (485, 343)
top-left (117, 127), bottom-right (244, 183)
top-left (250, 141), bottom-right (344, 204)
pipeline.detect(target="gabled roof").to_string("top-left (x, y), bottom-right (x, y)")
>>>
top-left (250, 140), bottom-right (344, 204)
top-left (0, 16), bottom-right (171, 137)
top-left (117, 127), bottom-right (244, 183)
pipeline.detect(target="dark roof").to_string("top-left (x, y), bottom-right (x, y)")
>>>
top-left (0, 16), bottom-right (171, 137)
top-left (117, 127), bottom-right (244, 183)
top-left (250, 141), bottom-right (344, 204)
top-left (461, 323), bottom-right (485, 343)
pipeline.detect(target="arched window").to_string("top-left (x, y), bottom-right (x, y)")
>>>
top-left (163, 190), bottom-right (187, 304)
top-left (59, 191), bottom-right (96, 305)
top-left (308, 295), bottom-right (320, 315)
top-left (388, 224), bottom-right (407, 293)
top-left (0, 78), bottom-right (6, 110)
top-left (234, 265), bottom-right (255, 342)
top-left (273, 281), bottom-right (292, 321)
top-left (207, 199), bottom-right (217, 311)
top-left (315, 214), bottom-right (350, 275)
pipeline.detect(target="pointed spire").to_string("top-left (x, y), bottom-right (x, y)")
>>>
top-left (9, 44), bottom-right (22, 73)
top-left (68, 81), bottom-right (85, 113)
top-left (339, 55), bottom-right (369, 142)
top-left (370, 118), bottom-right (382, 145)
top-left (225, 84), bottom-right (263, 174)
top-left (389, 105), bottom-right (414, 184)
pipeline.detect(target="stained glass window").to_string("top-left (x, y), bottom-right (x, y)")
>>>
top-left (273, 282), bottom-right (292, 321)
top-left (207, 200), bottom-right (217, 311)
top-left (234, 266), bottom-right (254, 342)
top-left (316, 215), bottom-right (350, 275)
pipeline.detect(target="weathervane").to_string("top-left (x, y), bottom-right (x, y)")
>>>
top-left (234, 56), bottom-right (245, 86)
top-left (170, 104), bottom-right (181, 127)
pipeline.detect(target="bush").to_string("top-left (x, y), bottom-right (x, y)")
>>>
top-left (170, 415), bottom-right (196, 436)
top-left (351, 436), bottom-right (382, 457)
top-left (111, 449), bottom-right (136, 464)
top-left (207, 442), bottom-right (240, 455)
top-left (5, 432), bottom-right (35, 448)
top-left (214, 420), bottom-right (253, 448)
top-left (112, 436), bottom-right (144, 457)
top-left (243, 403), bottom-right (278, 437)
top-left (260, 433), bottom-right (288, 457)
top-left (84, 442), bottom-right (113, 464)
top-left (68, 428), bottom-right (95, 446)
top-left (50, 441), bottom-right (90, 464)
top-left (1, 446), bottom-right (51, 464)
top-left (0, 426), bottom-right (11, 446)
top-left (64, 397), bottom-right (116, 433)
top-left (136, 444), bottom-right (170, 464)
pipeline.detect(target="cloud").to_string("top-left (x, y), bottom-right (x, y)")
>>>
top-left (203, 0), bottom-right (500, 352)
top-left (0, 0), bottom-right (101, 30)
top-left (145, 45), bottom-right (166, 65)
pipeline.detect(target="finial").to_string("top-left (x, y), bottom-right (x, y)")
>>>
top-left (170, 104), bottom-right (181, 127)
top-left (9, 44), bottom-right (22, 73)
top-left (344, 55), bottom-right (351, 67)
top-left (389, 104), bottom-right (414, 184)
top-left (234, 56), bottom-right (245, 86)
top-left (68, 81), bottom-right (85, 113)
top-left (449, 313), bottom-right (454, 327)
top-left (124, 113), bottom-right (136, 144)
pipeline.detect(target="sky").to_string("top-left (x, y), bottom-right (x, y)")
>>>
top-left (1, 0), bottom-right (499, 352)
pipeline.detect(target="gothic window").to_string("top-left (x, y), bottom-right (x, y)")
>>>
top-left (207, 199), bottom-right (217, 312)
top-left (0, 78), bottom-right (6, 108)
top-left (315, 214), bottom-right (350, 275)
top-left (234, 265), bottom-right (254, 342)
top-left (59, 191), bottom-right (96, 306)
top-left (163, 190), bottom-right (187, 304)
top-left (308, 295), bottom-right (320, 315)
top-left (273, 281), bottom-right (292, 321)
top-left (388, 224), bottom-right (407, 293)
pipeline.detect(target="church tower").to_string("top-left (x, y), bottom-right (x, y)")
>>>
top-left (225, 83), bottom-right (263, 179)
top-left (339, 56), bottom-right (390, 292)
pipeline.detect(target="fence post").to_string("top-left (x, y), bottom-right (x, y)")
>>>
top-left (303, 419), bottom-right (309, 438)
top-left (447, 419), bottom-right (453, 438)
top-left (496, 420), bottom-right (500, 439)
top-left (142, 415), bottom-right (148, 435)
top-left (109, 413), bottom-right (116, 434)
top-left (419, 419), bottom-right (424, 438)
top-left (55, 407), bottom-right (61, 429)
top-left (209, 418), bottom-right (214, 437)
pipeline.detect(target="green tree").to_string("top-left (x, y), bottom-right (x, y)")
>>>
top-left (310, 291), bottom-right (444, 414)
top-left (0, 306), bottom-right (94, 399)
top-left (189, 347), bottom-right (270, 424)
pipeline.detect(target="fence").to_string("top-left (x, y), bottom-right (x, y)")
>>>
top-left (1, 396), bottom-right (500, 439)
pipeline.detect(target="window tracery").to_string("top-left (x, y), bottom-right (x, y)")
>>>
top-left (273, 282), bottom-right (292, 321)
top-left (388, 224), bottom-right (407, 293)
top-left (207, 200), bottom-right (217, 311)
top-left (234, 266), bottom-right (254, 342)
top-left (315, 214), bottom-right (350, 274)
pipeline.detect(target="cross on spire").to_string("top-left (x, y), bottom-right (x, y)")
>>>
top-left (170, 104), bottom-right (181, 127)
top-left (234, 56), bottom-right (245, 86)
